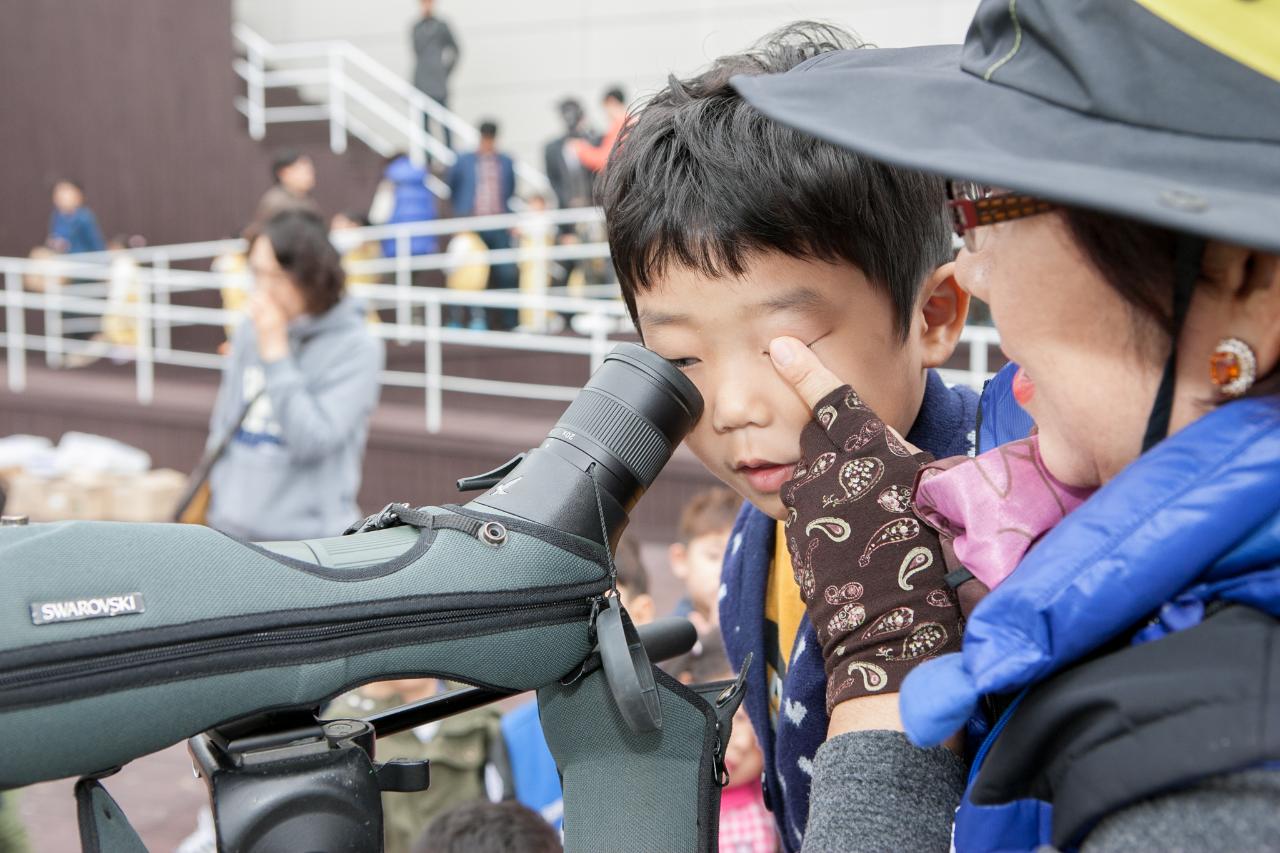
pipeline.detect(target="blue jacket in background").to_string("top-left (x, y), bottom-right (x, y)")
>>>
top-left (902, 393), bottom-right (1280, 851)
top-left (447, 150), bottom-right (515, 218)
top-left (501, 700), bottom-right (564, 830)
top-left (381, 156), bottom-right (439, 257)
top-left (720, 367), bottom-right (1028, 851)
top-left (48, 206), bottom-right (105, 254)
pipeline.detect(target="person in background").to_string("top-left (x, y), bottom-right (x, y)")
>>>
top-left (613, 532), bottom-right (655, 625)
top-left (542, 98), bottom-right (597, 296)
top-left (544, 98), bottom-right (597, 212)
top-left (447, 121), bottom-right (517, 330)
top-left (662, 487), bottom-right (741, 686)
top-left (253, 149), bottom-right (319, 228)
top-left (411, 0), bottom-right (460, 154)
top-left (378, 153), bottom-right (440, 262)
top-left (515, 194), bottom-right (555, 332)
top-left (328, 679), bottom-right (511, 853)
top-left (572, 86), bottom-right (628, 176)
top-left (500, 533), bottom-right (653, 831)
top-left (213, 227), bottom-right (253, 349)
top-left (669, 486), bottom-right (741, 634)
top-left (46, 178), bottom-right (105, 254)
top-left (413, 800), bottom-right (561, 853)
top-left (330, 211), bottom-right (383, 289)
top-left (100, 234), bottom-right (146, 352)
top-left (206, 210), bottom-right (383, 541)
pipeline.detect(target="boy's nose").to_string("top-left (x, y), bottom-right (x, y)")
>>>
top-left (710, 364), bottom-right (771, 433)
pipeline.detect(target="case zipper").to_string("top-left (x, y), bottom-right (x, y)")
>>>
top-left (0, 599), bottom-right (591, 694)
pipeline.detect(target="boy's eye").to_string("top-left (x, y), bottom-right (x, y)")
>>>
top-left (666, 356), bottom-right (700, 370)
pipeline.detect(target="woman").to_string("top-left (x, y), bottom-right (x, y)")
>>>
top-left (207, 209), bottom-right (384, 542)
top-left (734, 2), bottom-right (1280, 850)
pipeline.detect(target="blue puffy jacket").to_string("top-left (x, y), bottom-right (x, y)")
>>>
top-left (900, 393), bottom-right (1280, 851)
top-left (381, 156), bottom-right (439, 258)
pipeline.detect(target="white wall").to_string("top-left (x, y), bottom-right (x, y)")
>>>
top-left (235, 0), bottom-right (977, 187)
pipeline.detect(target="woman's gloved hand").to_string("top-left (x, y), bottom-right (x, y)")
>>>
top-left (769, 338), bottom-right (963, 714)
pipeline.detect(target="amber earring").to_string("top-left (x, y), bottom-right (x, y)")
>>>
top-left (1209, 337), bottom-right (1257, 398)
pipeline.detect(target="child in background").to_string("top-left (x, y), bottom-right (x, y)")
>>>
top-left (331, 211), bottom-right (383, 289)
top-left (515, 194), bottom-right (556, 332)
top-left (101, 234), bottom-right (145, 351)
top-left (669, 487), bottom-right (740, 634)
top-left (378, 153), bottom-right (440, 260)
top-left (212, 229), bottom-right (252, 349)
top-left (612, 532), bottom-right (655, 625)
top-left (47, 178), bottom-right (105, 255)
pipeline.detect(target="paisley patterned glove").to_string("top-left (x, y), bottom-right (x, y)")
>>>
top-left (781, 385), bottom-right (963, 714)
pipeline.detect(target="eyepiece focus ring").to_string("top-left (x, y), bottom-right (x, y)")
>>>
top-left (554, 389), bottom-right (670, 488)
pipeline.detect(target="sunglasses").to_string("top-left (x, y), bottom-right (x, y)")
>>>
top-left (946, 180), bottom-right (1058, 252)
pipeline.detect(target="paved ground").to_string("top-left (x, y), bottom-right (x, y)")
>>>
top-left (17, 743), bottom-right (208, 852)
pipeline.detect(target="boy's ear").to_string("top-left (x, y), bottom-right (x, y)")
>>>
top-left (668, 542), bottom-right (689, 580)
top-left (917, 261), bottom-right (969, 369)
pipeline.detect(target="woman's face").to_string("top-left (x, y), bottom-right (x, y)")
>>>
top-left (249, 236), bottom-right (309, 320)
top-left (955, 215), bottom-right (1168, 488)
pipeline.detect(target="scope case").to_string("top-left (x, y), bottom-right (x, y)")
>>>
top-left (0, 505), bottom-right (611, 789)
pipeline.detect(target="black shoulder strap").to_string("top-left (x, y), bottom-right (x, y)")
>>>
top-left (971, 605), bottom-right (1280, 848)
top-left (171, 389), bottom-right (265, 522)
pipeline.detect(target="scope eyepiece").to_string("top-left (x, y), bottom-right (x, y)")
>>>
top-left (551, 344), bottom-right (702, 491)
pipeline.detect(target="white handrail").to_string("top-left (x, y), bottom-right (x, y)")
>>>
top-left (0, 246), bottom-right (1001, 434)
top-left (64, 207), bottom-right (606, 269)
top-left (230, 23), bottom-right (551, 197)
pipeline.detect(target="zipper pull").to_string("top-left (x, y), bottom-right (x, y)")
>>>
top-left (712, 724), bottom-right (731, 788)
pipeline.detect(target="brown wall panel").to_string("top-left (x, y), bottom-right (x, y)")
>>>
top-left (0, 0), bottom-right (387, 257)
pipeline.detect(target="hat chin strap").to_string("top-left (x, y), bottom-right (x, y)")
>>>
top-left (1141, 235), bottom-right (1205, 452)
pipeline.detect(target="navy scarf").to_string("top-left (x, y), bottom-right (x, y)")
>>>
top-left (719, 370), bottom-right (981, 850)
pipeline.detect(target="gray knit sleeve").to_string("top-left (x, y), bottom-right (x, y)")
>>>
top-left (1081, 769), bottom-right (1280, 852)
top-left (801, 729), bottom-right (966, 853)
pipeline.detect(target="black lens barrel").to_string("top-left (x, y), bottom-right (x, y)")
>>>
top-left (552, 344), bottom-right (702, 491)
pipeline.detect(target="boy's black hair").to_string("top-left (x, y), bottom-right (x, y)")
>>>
top-left (602, 22), bottom-right (953, 339)
top-left (603, 86), bottom-right (626, 105)
top-left (478, 120), bottom-right (499, 139)
top-left (52, 177), bottom-right (84, 192)
top-left (270, 148), bottom-right (307, 183)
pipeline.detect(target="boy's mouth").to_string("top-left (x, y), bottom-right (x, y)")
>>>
top-left (735, 459), bottom-right (797, 495)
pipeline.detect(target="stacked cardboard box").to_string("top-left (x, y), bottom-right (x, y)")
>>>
top-left (1, 466), bottom-right (187, 523)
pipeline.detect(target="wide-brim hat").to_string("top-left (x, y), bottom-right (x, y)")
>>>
top-left (732, 0), bottom-right (1280, 254)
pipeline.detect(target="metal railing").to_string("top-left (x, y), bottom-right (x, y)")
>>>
top-left (231, 24), bottom-right (551, 199)
top-left (0, 211), bottom-right (1000, 434)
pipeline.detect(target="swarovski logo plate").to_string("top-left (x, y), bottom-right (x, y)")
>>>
top-left (30, 593), bottom-right (146, 626)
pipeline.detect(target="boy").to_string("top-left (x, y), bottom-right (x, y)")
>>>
top-left (600, 22), bottom-right (998, 850)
